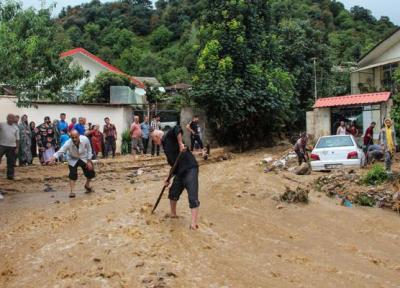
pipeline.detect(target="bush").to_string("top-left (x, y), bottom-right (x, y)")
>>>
top-left (121, 129), bottom-right (131, 155)
top-left (80, 72), bottom-right (135, 103)
top-left (362, 164), bottom-right (388, 186)
top-left (355, 194), bottom-right (375, 207)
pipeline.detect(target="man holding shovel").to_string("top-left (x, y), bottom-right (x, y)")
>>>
top-left (161, 125), bottom-right (200, 230)
top-left (47, 129), bottom-right (95, 198)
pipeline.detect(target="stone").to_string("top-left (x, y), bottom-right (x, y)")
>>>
top-left (166, 272), bottom-right (177, 278)
top-left (135, 262), bottom-right (145, 268)
top-left (294, 163), bottom-right (311, 175)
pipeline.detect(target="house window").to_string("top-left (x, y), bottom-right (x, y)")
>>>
top-left (382, 63), bottom-right (398, 92)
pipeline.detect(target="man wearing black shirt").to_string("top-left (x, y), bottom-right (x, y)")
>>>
top-left (186, 115), bottom-right (204, 152)
top-left (162, 125), bottom-right (200, 230)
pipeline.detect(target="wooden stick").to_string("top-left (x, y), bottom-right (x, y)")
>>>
top-left (151, 152), bottom-right (183, 214)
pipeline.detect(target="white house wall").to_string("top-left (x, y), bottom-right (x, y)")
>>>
top-left (70, 53), bottom-right (146, 100)
top-left (372, 41), bottom-right (400, 66)
top-left (0, 96), bottom-right (131, 153)
top-left (70, 53), bottom-right (109, 89)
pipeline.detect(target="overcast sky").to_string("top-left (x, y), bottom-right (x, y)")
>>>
top-left (19, 0), bottom-right (400, 25)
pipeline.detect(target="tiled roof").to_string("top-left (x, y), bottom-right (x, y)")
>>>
top-left (60, 48), bottom-right (145, 89)
top-left (313, 92), bottom-right (391, 108)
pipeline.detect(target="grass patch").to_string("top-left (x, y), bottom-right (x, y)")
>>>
top-left (361, 164), bottom-right (388, 186)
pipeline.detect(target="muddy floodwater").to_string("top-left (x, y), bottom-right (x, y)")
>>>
top-left (1, 148), bottom-right (400, 288)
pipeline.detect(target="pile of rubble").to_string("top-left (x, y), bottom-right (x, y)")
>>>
top-left (263, 149), bottom-right (309, 174)
top-left (279, 186), bottom-right (309, 203)
top-left (315, 170), bottom-right (400, 213)
top-left (217, 153), bottom-right (234, 162)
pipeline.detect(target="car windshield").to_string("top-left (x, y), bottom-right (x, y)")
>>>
top-left (316, 136), bottom-right (354, 148)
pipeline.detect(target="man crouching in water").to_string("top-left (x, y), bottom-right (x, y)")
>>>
top-left (48, 129), bottom-right (95, 198)
top-left (160, 126), bottom-right (200, 230)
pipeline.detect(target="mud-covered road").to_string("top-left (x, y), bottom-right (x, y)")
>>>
top-left (1, 148), bottom-right (399, 288)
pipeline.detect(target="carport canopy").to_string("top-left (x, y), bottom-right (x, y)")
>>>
top-left (313, 92), bottom-right (391, 108)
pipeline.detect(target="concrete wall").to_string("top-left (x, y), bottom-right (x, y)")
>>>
top-left (0, 96), bottom-right (133, 153)
top-left (350, 71), bottom-right (360, 94)
top-left (306, 108), bottom-right (331, 138)
top-left (306, 111), bottom-right (315, 137)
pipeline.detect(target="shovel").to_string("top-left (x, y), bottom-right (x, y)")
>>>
top-left (151, 152), bottom-right (183, 214)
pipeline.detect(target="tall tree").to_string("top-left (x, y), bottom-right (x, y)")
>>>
top-left (0, 1), bottom-right (84, 105)
top-left (193, 0), bottom-right (295, 150)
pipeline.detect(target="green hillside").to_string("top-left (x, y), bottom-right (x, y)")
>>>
top-left (57, 0), bottom-right (396, 92)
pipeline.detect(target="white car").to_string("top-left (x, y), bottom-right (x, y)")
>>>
top-left (310, 135), bottom-right (366, 171)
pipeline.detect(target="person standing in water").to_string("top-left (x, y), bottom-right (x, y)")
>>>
top-left (162, 125), bottom-right (200, 230)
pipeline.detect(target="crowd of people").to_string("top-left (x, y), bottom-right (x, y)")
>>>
top-left (336, 119), bottom-right (397, 172)
top-left (0, 113), bottom-right (118, 178)
top-left (129, 114), bottom-right (206, 158)
top-left (0, 112), bottom-right (205, 229)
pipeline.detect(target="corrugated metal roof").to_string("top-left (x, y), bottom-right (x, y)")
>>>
top-left (313, 92), bottom-right (391, 108)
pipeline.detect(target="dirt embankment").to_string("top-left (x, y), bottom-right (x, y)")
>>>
top-left (1, 148), bottom-right (400, 288)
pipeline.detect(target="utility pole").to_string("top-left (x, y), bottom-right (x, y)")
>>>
top-left (312, 57), bottom-right (318, 101)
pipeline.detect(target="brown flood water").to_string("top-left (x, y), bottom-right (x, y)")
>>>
top-left (0, 148), bottom-right (399, 288)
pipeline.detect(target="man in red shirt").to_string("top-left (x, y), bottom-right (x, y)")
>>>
top-left (130, 115), bottom-right (143, 155)
top-left (363, 122), bottom-right (376, 146)
top-left (68, 117), bottom-right (77, 132)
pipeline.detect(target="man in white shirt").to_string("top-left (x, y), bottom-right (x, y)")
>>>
top-left (48, 130), bottom-right (95, 198)
top-left (0, 114), bottom-right (20, 180)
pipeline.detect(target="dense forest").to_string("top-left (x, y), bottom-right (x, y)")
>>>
top-left (57, 0), bottom-right (396, 94)
top-left (0, 0), bottom-right (398, 147)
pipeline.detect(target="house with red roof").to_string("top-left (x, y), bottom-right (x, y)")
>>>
top-left (307, 92), bottom-right (392, 139)
top-left (60, 48), bottom-right (148, 103)
top-left (307, 29), bottom-right (400, 139)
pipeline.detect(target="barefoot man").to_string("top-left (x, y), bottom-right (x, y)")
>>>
top-left (47, 130), bottom-right (95, 198)
top-left (162, 125), bottom-right (200, 230)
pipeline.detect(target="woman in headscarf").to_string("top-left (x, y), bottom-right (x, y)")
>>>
top-left (380, 118), bottom-right (397, 174)
top-left (18, 114), bottom-right (33, 166)
top-left (86, 125), bottom-right (103, 158)
top-left (36, 116), bottom-right (57, 165)
top-left (52, 119), bottom-right (61, 151)
top-left (30, 121), bottom-right (38, 160)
